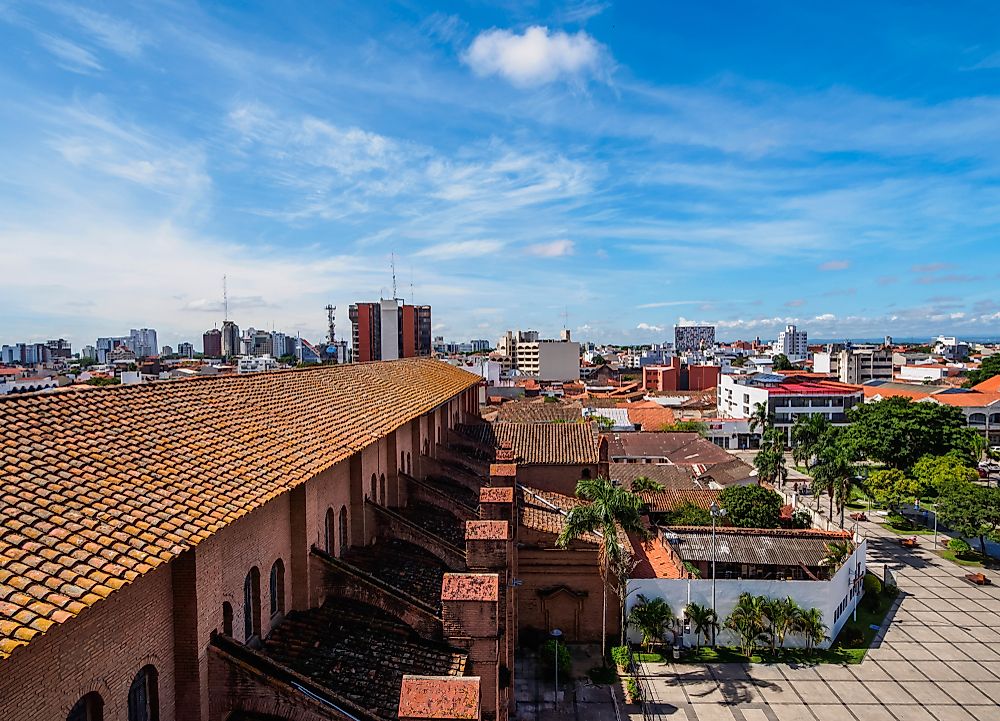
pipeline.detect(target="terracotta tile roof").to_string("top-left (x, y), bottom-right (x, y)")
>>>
top-left (630, 536), bottom-right (685, 580)
top-left (621, 402), bottom-right (676, 431)
top-left (495, 400), bottom-right (582, 423)
top-left (609, 463), bottom-right (698, 490)
top-left (518, 486), bottom-right (634, 554)
top-left (696, 458), bottom-right (755, 486)
top-left (973, 375), bottom-right (1000, 393)
top-left (606, 432), bottom-right (733, 465)
top-left (0, 358), bottom-right (478, 660)
top-left (635, 488), bottom-right (720, 514)
top-left (925, 391), bottom-right (1000, 407)
top-left (398, 675), bottom-right (480, 720)
top-left (459, 422), bottom-right (599, 465)
top-left (441, 573), bottom-right (499, 602)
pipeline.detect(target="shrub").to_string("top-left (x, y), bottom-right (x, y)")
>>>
top-left (625, 677), bottom-right (642, 702)
top-left (886, 513), bottom-right (913, 530)
top-left (539, 639), bottom-right (572, 683)
top-left (841, 628), bottom-right (865, 647)
top-left (788, 509), bottom-right (813, 529)
top-left (863, 573), bottom-right (882, 597)
top-left (948, 538), bottom-right (972, 555)
top-left (610, 645), bottom-right (630, 669)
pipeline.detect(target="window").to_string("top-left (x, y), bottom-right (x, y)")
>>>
top-left (222, 602), bottom-right (233, 636)
top-left (127, 666), bottom-right (159, 721)
top-left (338, 506), bottom-right (349, 556)
top-left (68, 693), bottom-right (104, 721)
top-left (970, 413), bottom-right (987, 426)
top-left (379, 473), bottom-right (386, 505)
top-left (581, 468), bottom-right (591, 479)
top-left (244, 567), bottom-right (261, 641)
top-left (369, 473), bottom-right (377, 500)
top-left (400, 450), bottom-right (406, 473)
top-left (325, 508), bottom-right (335, 554)
top-left (269, 560), bottom-right (285, 617)
top-left (406, 452), bottom-right (412, 475)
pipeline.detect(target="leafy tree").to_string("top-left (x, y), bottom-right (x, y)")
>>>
top-left (794, 607), bottom-right (829, 650)
top-left (718, 484), bottom-right (784, 528)
top-left (557, 477), bottom-right (649, 659)
top-left (749, 402), bottom-right (773, 435)
top-left (630, 476), bottom-right (665, 493)
top-left (790, 414), bottom-right (831, 470)
top-left (86, 377), bottom-right (120, 386)
top-left (964, 354), bottom-right (1000, 387)
top-left (663, 500), bottom-right (712, 526)
top-left (771, 354), bottom-right (794, 371)
top-left (658, 420), bottom-right (708, 435)
top-left (935, 482), bottom-right (1000, 555)
top-left (763, 597), bottom-right (802, 650)
top-left (592, 415), bottom-right (615, 431)
top-left (724, 593), bottom-right (768, 656)
top-left (788, 509), bottom-right (813, 529)
top-left (591, 354), bottom-right (606, 366)
top-left (819, 540), bottom-right (853, 570)
top-left (810, 442), bottom-right (858, 527)
top-left (684, 602), bottom-right (718, 649)
top-left (839, 397), bottom-right (980, 470)
top-left (731, 356), bottom-right (748, 367)
top-left (865, 469), bottom-right (920, 511)
top-left (912, 453), bottom-right (979, 497)
top-left (628, 595), bottom-right (674, 650)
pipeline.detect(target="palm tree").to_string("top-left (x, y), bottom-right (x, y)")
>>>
top-left (794, 607), bottom-right (829, 650)
top-left (811, 446), bottom-right (857, 527)
top-left (790, 414), bottom-right (830, 471)
top-left (819, 540), bottom-right (853, 571)
top-left (755, 428), bottom-right (789, 486)
top-left (557, 477), bottom-right (649, 660)
top-left (628, 595), bottom-right (674, 651)
top-left (684, 602), bottom-right (718, 649)
top-left (763, 597), bottom-right (802, 649)
top-left (724, 593), bottom-right (768, 657)
top-left (749, 402), bottom-right (773, 435)
top-left (630, 476), bottom-right (665, 493)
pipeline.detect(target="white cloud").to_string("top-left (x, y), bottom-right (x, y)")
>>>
top-left (463, 26), bottom-right (606, 87)
top-left (525, 239), bottom-right (575, 257)
top-left (53, 4), bottom-right (148, 58)
top-left (636, 322), bottom-right (664, 332)
top-left (415, 240), bottom-right (504, 259)
top-left (37, 33), bottom-right (103, 73)
top-left (636, 300), bottom-right (709, 309)
top-left (819, 260), bottom-right (850, 271)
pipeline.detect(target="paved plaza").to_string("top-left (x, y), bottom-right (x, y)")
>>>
top-left (628, 519), bottom-right (1000, 721)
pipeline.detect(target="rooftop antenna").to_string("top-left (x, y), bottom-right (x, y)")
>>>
top-left (409, 264), bottom-right (414, 305)
top-left (325, 304), bottom-right (336, 345)
top-left (223, 275), bottom-right (229, 322)
top-left (561, 306), bottom-right (569, 330)
top-left (391, 252), bottom-right (398, 300)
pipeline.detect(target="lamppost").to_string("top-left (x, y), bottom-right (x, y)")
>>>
top-left (550, 628), bottom-right (562, 710)
top-left (709, 501), bottom-right (726, 646)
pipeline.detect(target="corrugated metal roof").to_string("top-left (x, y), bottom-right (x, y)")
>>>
top-left (665, 528), bottom-right (851, 567)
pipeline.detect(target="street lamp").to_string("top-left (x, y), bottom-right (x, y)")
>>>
top-left (550, 628), bottom-right (562, 709)
top-left (709, 501), bottom-right (726, 646)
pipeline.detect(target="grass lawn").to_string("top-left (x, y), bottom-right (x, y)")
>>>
top-left (881, 521), bottom-right (935, 535)
top-left (938, 549), bottom-right (984, 567)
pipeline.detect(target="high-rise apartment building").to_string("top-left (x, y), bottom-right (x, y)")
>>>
top-left (349, 299), bottom-right (431, 362)
top-left (674, 325), bottom-right (715, 353)
top-left (177, 342), bottom-right (195, 358)
top-left (221, 320), bottom-right (241, 358)
top-left (203, 328), bottom-right (222, 357)
top-left (128, 328), bottom-right (158, 358)
top-left (96, 336), bottom-right (129, 363)
top-left (45, 339), bottom-right (72, 359)
top-left (775, 324), bottom-right (808, 360)
top-left (495, 329), bottom-right (580, 381)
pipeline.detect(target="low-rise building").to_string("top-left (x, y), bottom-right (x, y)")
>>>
top-left (236, 354), bottom-right (280, 374)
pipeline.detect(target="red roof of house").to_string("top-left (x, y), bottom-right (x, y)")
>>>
top-left (973, 375), bottom-right (1000, 393)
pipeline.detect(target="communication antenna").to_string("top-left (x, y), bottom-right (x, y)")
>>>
top-left (561, 306), bottom-right (569, 330)
top-left (409, 265), bottom-right (414, 305)
top-left (391, 252), bottom-right (398, 300)
top-left (325, 304), bottom-right (336, 345)
top-left (223, 275), bottom-right (229, 322)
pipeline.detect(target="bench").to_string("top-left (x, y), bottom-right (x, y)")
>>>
top-left (965, 573), bottom-right (991, 586)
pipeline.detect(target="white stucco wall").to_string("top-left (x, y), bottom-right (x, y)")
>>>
top-left (625, 538), bottom-right (867, 649)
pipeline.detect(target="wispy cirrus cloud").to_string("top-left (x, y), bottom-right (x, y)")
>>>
top-left (819, 260), bottom-right (850, 271)
top-left (415, 240), bottom-right (505, 259)
top-left (525, 239), bottom-right (575, 257)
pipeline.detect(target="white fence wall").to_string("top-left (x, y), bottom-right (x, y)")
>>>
top-left (625, 538), bottom-right (867, 649)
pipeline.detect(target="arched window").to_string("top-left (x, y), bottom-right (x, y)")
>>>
top-left (244, 567), bottom-right (261, 642)
top-left (423, 438), bottom-right (430, 455)
top-left (406, 452), bottom-right (412, 475)
top-left (970, 412), bottom-right (988, 426)
top-left (128, 666), bottom-right (159, 721)
top-left (338, 505), bottom-right (349, 556)
top-left (269, 560), bottom-right (285, 617)
top-left (581, 467), bottom-right (592, 479)
top-left (325, 508), bottom-right (335, 554)
top-left (990, 413), bottom-right (1000, 425)
top-left (379, 473), bottom-right (386, 505)
top-left (222, 602), bottom-right (234, 636)
top-left (370, 473), bottom-right (377, 500)
top-left (68, 693), bottom-right (104, 721)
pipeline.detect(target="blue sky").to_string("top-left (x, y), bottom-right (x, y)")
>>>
top-left (2, 1), bottom-right (1000, 349)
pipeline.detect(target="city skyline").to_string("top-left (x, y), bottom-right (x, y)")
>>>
top-left (3, 2), bottom-right (1000, 347)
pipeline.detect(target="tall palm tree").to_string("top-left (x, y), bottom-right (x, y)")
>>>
top-left (763, 596), bottom-right (802, 649)
top-left (557, 477), bottom-right (649, 660)
top-left (755, 427), bottom-right (789, 486)
top-left (724, 593), bottom-right (768, 657)
top-left (749, 402), bottom-right (773, 435)
top-left (684, 602), bottom-right (718, 649)
top-left (790, 414), bottom-right (830, 471)
top-left (794, 607), bottom-right (829, 650)
top-left (628, 595), bottom-right (674, 651)
top-left (811, 446), bottom-right (857, 528)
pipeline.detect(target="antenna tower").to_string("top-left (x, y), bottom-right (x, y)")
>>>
top-left (325, 304), bottom-right (337, 345)
top-left (561, 306), bottom-right (569, 329)
top-left (391, 253), bottom-right (398, 300)
top-left (223, 275), bottom-right (229, 322)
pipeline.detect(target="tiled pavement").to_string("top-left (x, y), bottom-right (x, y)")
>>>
top-left (630, 519), bottom-right (1000, 721)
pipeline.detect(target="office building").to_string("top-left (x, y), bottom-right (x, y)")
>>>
top-left (203, 328), bottom-right (222, 357)
top-left (674, 325), bottom-right (715, 353)
top-left (349, 299), bottom-right (432, 362)
top-left (177, 342), bottom-right (195, 359)
top-left (221, 320), bottom-right (241, 358)
top-left (96, 336), bottom-right (129, 364)
top-left (496, 329), bottom-right (580, 381)
top-left (45, 339), bottom-right (72, 359)
top-left (775, 324), bottom-right (808, 360)
top-left (814, 345), bottom-right (894, 384)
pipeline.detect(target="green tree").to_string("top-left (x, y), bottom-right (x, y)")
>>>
top-left (790, 414), bottom-right (831, 471)
top-left (865, 469), bottom-right (920, 511)
top-left (663, 500), bottom-right (712, 526)
top-left (628, 595), bottom-right (674, 650)
top-left (724, 593), bottom-right (768, 656)
top-left (684, 602), bottom-right (718, 649)
top-left (592, 354), bottom-right (606, 366)
top-left (810, 443), bottom-right (858, 528)
top-left (557, 477), bottom-right (649, 659)
top-left (912, 453), bottom-right (980, 497)
top-left (839, 397), bottom-right (980, 470)
top-left (771, 354), bottom-right (794, 371)
top-left (718, 484), bottom-right (784, 528)
top-left (754, 427), bottom-right (789, 486)
top-left (763, 597), bottom-right (802, 650)
top-left (593, 415), bottom-right (615, 431)
top-left (794, 607), bottom-right (829, 650)
top-left (963, 354), bottom-right (1000, 387)
top-left (630, 476), bottom-right (665, 493)
top-left (749, 402), bottom-right (773, 434)
top-left (658, 420), bottom-right (708, 435)
top-left (936, 483), bottom-right (1000, 555)
top-left (819, 540), bottom-right (853, 571)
